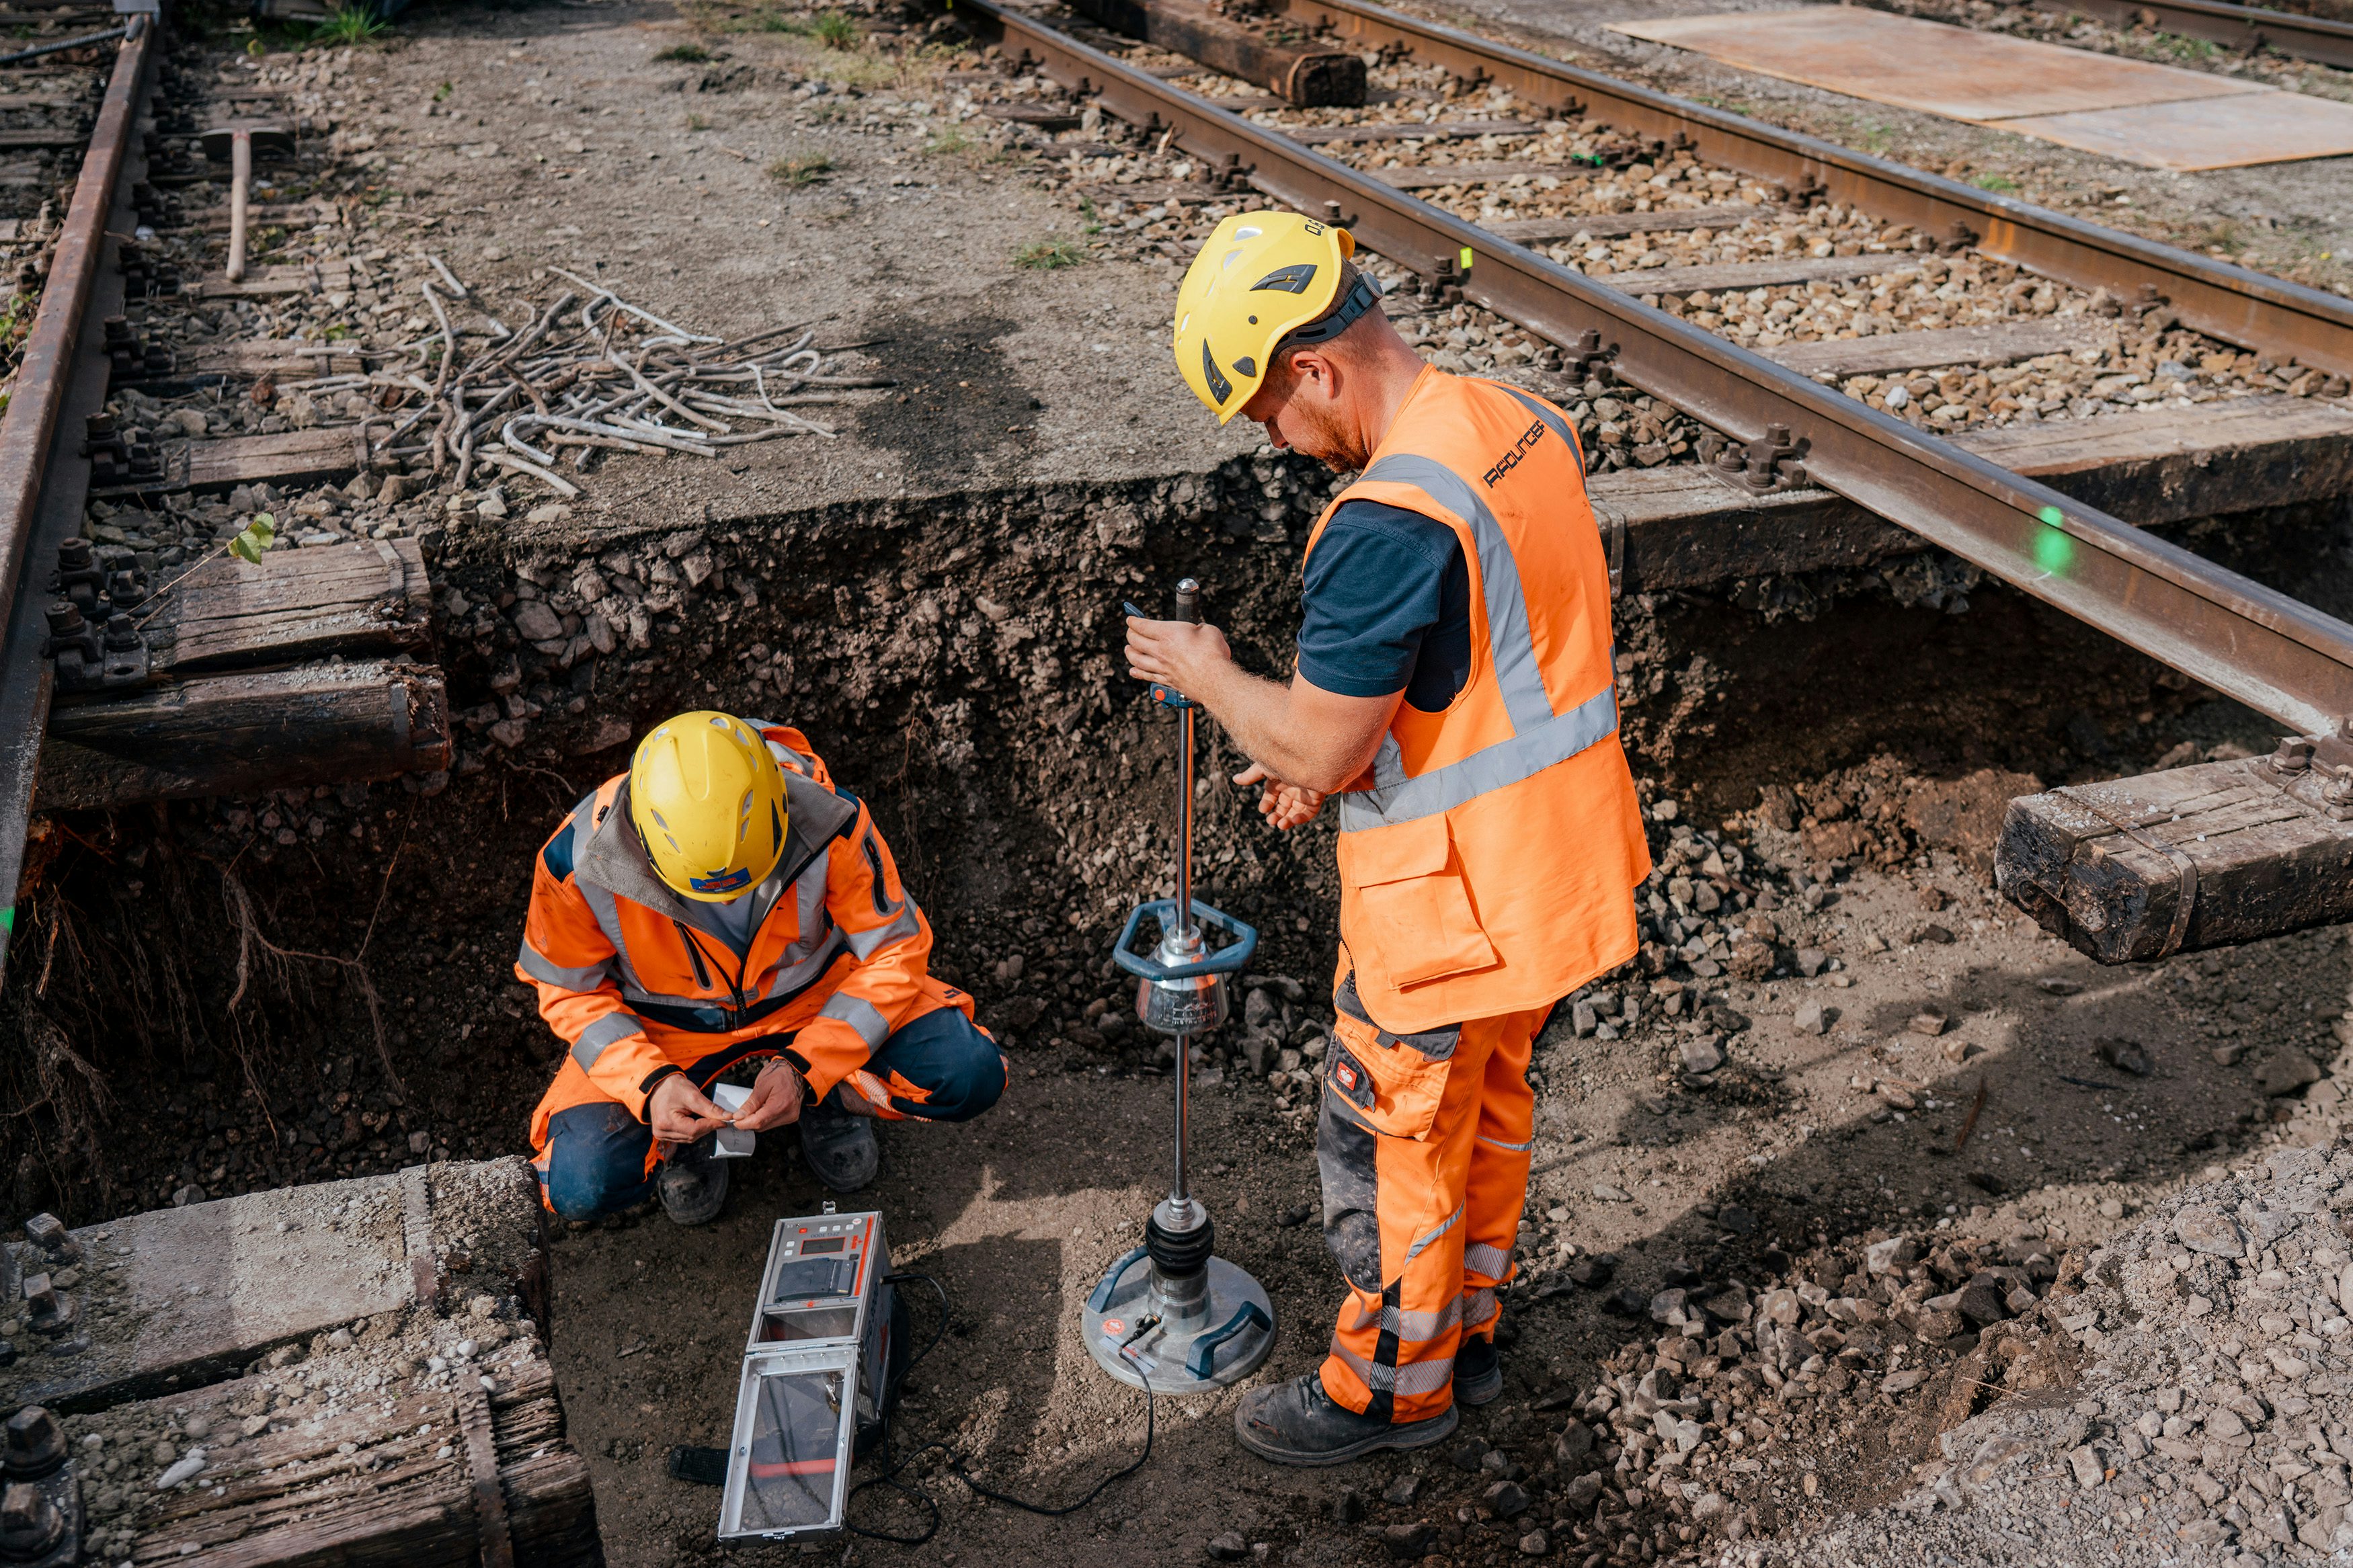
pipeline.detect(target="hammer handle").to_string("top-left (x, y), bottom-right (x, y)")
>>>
top-left (225, 131), bottom-right (251, 284)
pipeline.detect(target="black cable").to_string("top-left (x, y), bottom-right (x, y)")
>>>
top-left (842, 1270), bottom-right (1156, 1541)
top-left (842, 1271), bottom-right (949, 1544)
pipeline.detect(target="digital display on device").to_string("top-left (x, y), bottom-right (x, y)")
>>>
top-left (799, 1237), bottom-right (846, 1254)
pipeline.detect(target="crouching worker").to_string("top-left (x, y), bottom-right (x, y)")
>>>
top-left (516, 710), bottom-right (1005, 1224)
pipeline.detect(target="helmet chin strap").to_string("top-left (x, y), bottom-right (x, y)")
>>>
top-left (1281, 273), bottom-right (1382, 347)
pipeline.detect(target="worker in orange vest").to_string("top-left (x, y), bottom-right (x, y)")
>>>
top-left (1133, 213), bottom-right (1650, 1464)
top-left (515, 712), bottom-right (1005, 1224)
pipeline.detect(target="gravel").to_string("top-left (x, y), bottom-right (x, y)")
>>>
top-left (1732, 1141), bottom-right (2353, 1565)
top-left (1012, 19), bottom-right (2352, 446)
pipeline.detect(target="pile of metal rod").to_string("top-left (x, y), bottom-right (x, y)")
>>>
top-left (298, 261), bottom-right (891, 498)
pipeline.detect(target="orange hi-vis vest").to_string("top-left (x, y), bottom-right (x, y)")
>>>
top-left (1308, 368), bottom-right (1651, 1035)
top-left (515, 724), bottom-right (967, 1144)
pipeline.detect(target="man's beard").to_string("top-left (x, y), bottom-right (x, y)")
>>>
top-left (1286, 395), bottom-right (1367, 474)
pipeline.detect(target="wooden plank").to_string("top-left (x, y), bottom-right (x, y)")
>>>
top-left (1068, 0), bottom-right (1367, 104)
top-left (0, 125), bottom-right (89, 149)
top-left (108, 424), bottom-right (374, 496)
top-left (1591, 464), bottom-right (1903, 591)
top-left (1363, 159), bottom-right (1580, 188)
top-left (0, 1161), bottom-right (539, 1415)
top-left (1066, 179), bottom-right (1224, 204)
top-left (185, 201), bottom-right (346, 234)
top-left (1289, 118), bottom-right (1541, 144)
top-left (1484, 204), bottom-right (1766, 241)
top-left (1759, 318), bottom-right (2117, 377)
top-left (177, 341), bottom-right (366, 378)
top-left (1592, 251), bottom-right (1911, 296)
top-left (981, 104), bottom-right (1082, 130)
top-left (1995, 755), bottom-right (2353, 962)
top-left (142, 537), bottom-right (432, 676)
top-left (35, 658), bottom-right (452, 809)
top-left (190, 261), bottom-right (352, 300)
top-left (67, 1348), bottom-right (597, 1567)
top-left (1585, 392), bottom-right (2353, 589)
top-left (1954, 393), bottom-right (2353, 525)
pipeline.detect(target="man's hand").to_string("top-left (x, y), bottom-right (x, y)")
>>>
top-left (730, 1056), bottom-right (807, 1132)
top-left (1234, 762), bottom-right (1326, 830)
top-left (1125, 614), bottom-right (1235, 702)
top-left (648, 1075), bottom-right (731, 1146)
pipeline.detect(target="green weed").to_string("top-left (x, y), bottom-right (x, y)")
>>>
top-left (309, 4), bottom-right (387, 45)
top-left (656, 42), bottom-right (713, 62)
top-left (768, 152), bottom-right (834, 184)
top-left (1973, 173), bottom-right (2020, 194)
top-left (688, 112), bottom-right (711, 130)
top-left (1014, 236), bottom-right (1088, 270)
top-left (810, 10), bottom-right (858, 48)
top-left (432, 80), bottom-right (452, 103)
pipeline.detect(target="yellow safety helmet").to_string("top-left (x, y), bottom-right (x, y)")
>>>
top-left (1172, 210), bottom-right (1379, 423)
top-left (629, 711), bottom-right (788, 901)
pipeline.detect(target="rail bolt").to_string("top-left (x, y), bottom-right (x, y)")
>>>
top-left (0, 1479), bottom-right (63, 1559)
top-left (1, 1410), bottom-right (63, 1482)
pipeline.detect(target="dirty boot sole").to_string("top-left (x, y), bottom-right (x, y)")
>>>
top-left (1234, 1401), bottom-right (1458, 1467)
top-left (799, 1112), bottom-right (879, 1194)
top-left (658, 1154), bottom-right (729, 1227)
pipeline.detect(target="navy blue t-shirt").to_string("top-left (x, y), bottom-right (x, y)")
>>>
top-left (1296, 499), bottom-right (1472, 714)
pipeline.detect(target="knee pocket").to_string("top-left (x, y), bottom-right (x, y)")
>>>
top-left (1330, 1212), bottom-right (1384, 1292)
top-left (928, 1036), bottom-right (1006, 1122)
top-left (543, 1104), bottom-right (650, 1219)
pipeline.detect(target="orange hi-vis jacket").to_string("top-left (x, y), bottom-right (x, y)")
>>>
top-left (515, 724), bottom-right (967, 1147)
top-left (1309, 367), bottom-right (1651, 1034)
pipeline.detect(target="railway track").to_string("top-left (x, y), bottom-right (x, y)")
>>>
top-left (0, 14), bottom-right (455, 993)
top-left (936, 0), bottom-right (2353, 744)
top-left (2027, 0), bottom-right (2353, 72)
top-left (0, 7), bottom-right (153, 992)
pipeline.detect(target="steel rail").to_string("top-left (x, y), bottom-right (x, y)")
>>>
top-left (2031, 0), bottom-right (2353, 72)
top-left (0, 15), bottom-right (153, 991)
top-left (947, 0), bottom-right (2353, 736)
top-left (1273, 0), bottom-right (2353, 379)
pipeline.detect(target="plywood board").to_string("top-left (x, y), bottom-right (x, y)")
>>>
top-left (1606, 8), bottom-right (2265, 121)
top-left (1994, 90), bottom-right (2353, 170)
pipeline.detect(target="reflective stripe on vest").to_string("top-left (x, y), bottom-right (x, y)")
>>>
top-left (1334, 438), bottom-right (1619, 833)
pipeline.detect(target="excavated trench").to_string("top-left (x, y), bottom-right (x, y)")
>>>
top-left (9, 458), bottom-right (2348, 1226)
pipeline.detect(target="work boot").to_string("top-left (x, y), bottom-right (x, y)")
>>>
top-left (799, 1085), bottom-right (879, 1194)
top-left (1455, 1333), bottom-right (1502, 1407)
top-left (657, 1137), bottom-right (729, 1227)
top-left (1234, 1370), bottom-right (1458, 1467)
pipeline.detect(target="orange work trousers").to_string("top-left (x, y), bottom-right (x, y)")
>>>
top-left (1316, 970), bottom-right (1547, 1422)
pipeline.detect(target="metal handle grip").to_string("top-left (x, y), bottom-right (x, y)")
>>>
top-left (1186, 1298), bottom-right (1273, 1378)
top-left (1174, 577), bottom-right (1201, 625)
top-left (1111, 899), bottom-right (1259, 981)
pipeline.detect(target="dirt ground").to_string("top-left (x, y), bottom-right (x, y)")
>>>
top-left (542, 852), bottom-right (2353, 1568)
top-left (13, 2), bottom-right (2353, 1565)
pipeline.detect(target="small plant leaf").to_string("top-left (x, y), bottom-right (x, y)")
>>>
top-left (228, 512), bottom-right (276, 565)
